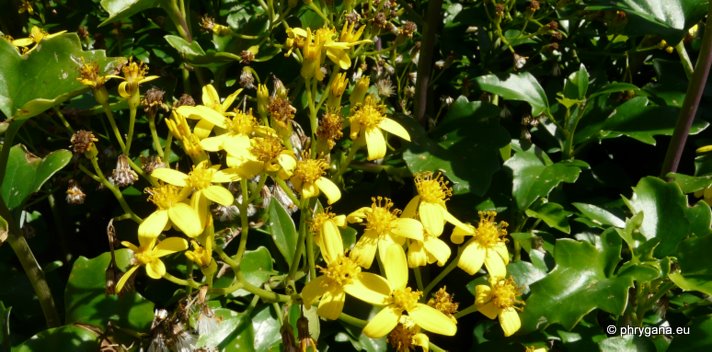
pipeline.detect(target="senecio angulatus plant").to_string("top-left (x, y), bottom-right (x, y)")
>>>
top-left (2, 0), bottom-right (712, 351)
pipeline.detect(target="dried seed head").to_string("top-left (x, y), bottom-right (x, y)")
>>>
top-left (142, 87), bottom-right (167, 115)
top-left (239, 67), bottom-right (255, 89)
top-left (400, 21), bottom-right (417, 38)
top-left (174, 93), bottom-right (196, 108)
top-left (240, 50), bottom-right (255, 65)
top-left (110, 154), bottom-right (139, 187)
top-left (141, 155), bottom-right (166, 174)
top-left (70, 130), bottom-right (98, 155)
top-left (66, 180), bottom-right (86, 205)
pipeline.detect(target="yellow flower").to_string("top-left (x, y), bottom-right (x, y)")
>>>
top-left (387, 320), bottom-right (431, 352)
top-left (240, 135), bottom-right (297, 179)
top-left (11, 26), bottom-right (67, 53)
top-left (474, 276), bottom-right (524, 337)
top-left (112, 59), bottom-right (159, 101)
top-left (138, 184), bottom-right (202, 238)
top-left (362, 245), bottom-right (457, 338)
top-left (403, 172), bottom-right (471, 237)
top-left (310, 210), bottom-right (347, 257)
top-left (288, 26), bottom-right (363, 81)
top-left (349, 95), bottom-right (411, 160)
top-left (290, 154), bottom-right (341, 204)
top-left (301, 229), bottom-right (391, 320)
top-left (176, 84), bottom-right (242, 139)
top-left (116, 235), bottom-right (189, 293)
top-left (151, 160), bottom-right (238, 206)
top-left (166, 110), bottom-right (208, 162)
top-left (200, 109), bottom-right (273, 157)
top-left (452, 211), bottom-right (509, 277)
top-left (347, 197), bottom-right (423, 269)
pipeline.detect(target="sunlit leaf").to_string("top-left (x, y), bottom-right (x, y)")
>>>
top-left (99, 0), bottom-right (160, 26)
top-left (1, 145), bottom-right (72, 210)
top-left (13, 325), bottom-right (99, 351)
top-left (476, 72), bottom-right (549, 116)
top-left (669, 234), bottom-right (712, 295)
top-left (265, 199), bottom-right (297, 264)
top-left (525, 202), bottom-right (572, 233)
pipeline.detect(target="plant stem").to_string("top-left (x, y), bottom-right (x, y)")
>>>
top-left (163, 272), bottom-right (200, 289)
top-left (414, 0), bottom-right (442, 127)
top-left (338, 313), bottom-right (367, 327)
top-left (148, 113), bottom-right (164, 158)
top-left (661, 5), bottom-right (712, 176)
top-left (101, 101), bottom-right (126, 151)
top-left (423, 248), bottom-right (461, 297)
top-left (675, 40), bottom-right (694, 80)
top-left (234, 179), bottom-right (251, 262)
top-left (287, 199), bottom-right (309, 282)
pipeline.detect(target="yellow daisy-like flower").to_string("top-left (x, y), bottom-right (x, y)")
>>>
top-left (452, 211), bottom-right (509, 277)
top-left (349, 95), bottom-right (411, 160)
top-left (166, 110), bottom-right (208, 163)
top-left (176, 84), bottom-right (242, 139)
top-left (290, 154), bottom-right (341, 204)
top-left (138, 184), bottom-right (202, 238)
top-left (241, 135), bottom-right (297, 179)
top-left (200, 109), bottom-right (273, 158)
top-left (403, 172), bottom-right (472, 237)
top-left (387, 320), bottom-right (431, 352)
top-left (474, 276), bottom-right (524, 337)
top-left (11, 26), bottom-right (67, 53)
top-left (116, 235), bottom-right (189, 293)
top-left (112, 59), bottom-right (159, 101)
top-left (310, 209), bottom-right (347, 256)
top-left (289, 27), bottom-right (357, 81)
top-left (362, 244), bottom-right (457, 338)
top-left (347, 197), bottom-right (423, 269)
top-left (301, 230), bottom-right (391, 320)
top-left (151, 160), bottom-right (238, 206)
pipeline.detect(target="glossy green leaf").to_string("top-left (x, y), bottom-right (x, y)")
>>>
top-left (0, 33), bottom-right (123, 121)
top-left (520, 229), bottom-right (633, 332)
top-left (403, 98), bottom-right (510, 195)
top-left (525, 202), bottom-right (572, 233)
top-left (252, 306), bottom-right (281, 351)
top-left (600, 96), bottom-right (708, 145)
top-left (196, 308), bottom-right (250, 349)
top-left (507, 261), bottom-right (547, 294)
top-left (573, 202), bottom-right (626, 228)
top-left (669, 234), bottom-right (712, 295)
top-left (265, 199), bottom-right (297, 264)
top-left (588, 82), bottom-right (640, 99)
top-left (165, 35), bottom-right (206, 59)
top-left (476, 72), bottom-right (549, 116)
top-left (0, 215), bottom-right (7, 246)
top-left (625, 176), bottom-right (690, 257)
top-left (13, 325), bottom-right (99, 352)
top-left (667, 172), bottom-right (712, 193)
top-left (586, 0), bottom-right (709, 43)
top-left (598, 335), bottom-right (657, 351)
top-left (563, 64), bottom-right (589, 101)
top-left (64, 249), bottom-right (154, 331)
top-left (667, 315), bottom-right (712, 351)
top-left (1, 145), bottom-right (72, 210)
top-left (687, 201), bottom-right (712, 237)
top-left (99, 0), bottom-right (159, 26)
top-left (505, 145), bottom-right (587, 210)
top-left (234, 247), bottom-right (273, 297)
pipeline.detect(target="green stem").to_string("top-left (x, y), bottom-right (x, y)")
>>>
top-left (661, 5), bottom-right (712, 176)
top-left (414, 266), bottom-right (424, 292)
top-left (675, 40), bottom-right (694, 81)
top-left (275, 177), bottom-right (300, 205)
top-left (101, 101), bottom-right (126, 151)
top-left (287, 199), bottom-right (309, 282)
top-left (305, 205), bottom-right (316, 280)
top-left (148, 113), bottom-right (164, 158)
top-left (83, 160), bottom-right (141, 223)
top-left (234, 179), bottom-right (251, 261)
top-left (338, 313), bottom-right (367, 327)
top-left (124, 100), bottom-right (138, 153)
top-left (454, 304), bottom-right (478, 319)
top-left (163, 272), bottom-right (200, 288)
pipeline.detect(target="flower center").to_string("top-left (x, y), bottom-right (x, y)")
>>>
top-left (294, 157), bottom-right (327, 185)
top-left (350, 96), bottom-right (385, 130)
top-left (251, 136), bottom-right (285, 163)
top-left (387, 324), bottom-right (415, 352)
top-left (147, 184), bottom-right (185, 209)
top-left (188, 164), bottom-right (215, 190)
top-left (390, 287), bottom-right (421, 312)
top-left (490, 277), bottom-right (522, 309)
top-left (227, 110), bottom-right (257, 135)
top-left (134, 249), bottom-right (158, 266)
top-left (122, 60), bottom-right (148, 84)
top-left (415, 172), bottom-right (451, 204)
top-left (365, 197), bottom-right (399, 235)
top-left (475, 211), bottom-right (509, 248)
top-left (310, 211), bottom-right (337, 233)
top-left (320, 255), bottom-right (360, 286)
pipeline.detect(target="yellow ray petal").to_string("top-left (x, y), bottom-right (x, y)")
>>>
top-left (345, 272), bottom-right (390, 305)
top-left (402, 196), bottom-right (420, 218)
top-left (199, 135), bottom-right (225, 152)
top-left (407, 240), bottom-right (428, 268)
top-left (391, 218), bottom-right (424, 241)
top-left (484, 251), bottom-right (507, 278)
top-left (201, 84), bottom-right (220, 107)
top-left (419, 201), bottom-right (445, 237)
top-left (351, 235), bottom-right (378, 269)
top-left (364, 128), bottom-right (386, 160)
top-left (424, 237), bottom-right (451, 266)
top-left (409, 303), bottom-right (457, 336)
top-left (459, 241), bottom-right (486, 275)
top-left (321, 221), bottom-right (344, 263)
top-left (177, 105), bottom-right (227, 128)
top-left (317, 289), bottom-right (345, 320)
top-left (477, 301), bottom-right (500, 320)
top-left (145, 259), bottom-right (166, 279)
top-left (203, 185), bottom-right (234, 206)
top-left (301, 276), bottom-right (328, 308)
top-left (493, 242), bottom-right (510, 265)
top-left (378, 118), bottom-right (411, 141)
top-left (383, 244), bottom-right (408, 290)
top-left (474, 284), bottom-right (493, 306)
top-left (362, 306), bottom-right (401, 338)
top-left (138, 209), bottom-right (169, 238)
top-left (168, 203), bottom-right (203, 237)
top-left (151, 168), bottom-right (189, 187)
top-left (316, 177), bottom-right (341, 204)
top-left (154, 237), bottom-right (189, 257)
top-left (116, 265), bottom-right (139, 293)
top-left (499, 307), bottom-right (521, 337)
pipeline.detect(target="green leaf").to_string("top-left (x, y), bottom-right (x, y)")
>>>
top-left (165, 35), bottom-right (206, 60)
top-left (251, 306), bottom-right (281, 351)
top-left (525, 202), bottom-right (572, 233)
top-left (586, 0), bottom-right (709, 43)
top-left (669, 234), bottom-right (712, 295)
top-left (237, 247), bottom-right (273, 292)
top-left (505, 145), bottom-right (587, 210)
top-left (520, 229), bottom-right (633, 332)
top-left (197, 308), bottom-right (250, 349)
top-left (588, 82), bottom-right (640, 99)
top-left (0, 215), bottom-right (7, 246)
top-left (625, 176), bottom-right (690, 257)
top-left (598, 335), bottom-right (657, 352)
top-left (476, 72), bottom-right (549, 116)
top-left (0, 33), bottom-right (123, 120)
top-left (13, 325), bottom-right (99, 352)
top-left (600, 96), bottom-right (708, 145)
top-left (265, 199), bottom-right (297, 264)
top-left (563, 64), bottom-right (589, 101)
top-left (1, 145), bottom-right (72, 210)
top-left (64, 249), bottom-right (154, 331)
top-left (402, 98), bottom-right (510, 195)
top-left (99, 0), bottom-right (160, 26)
top-left (667, 172), bottom-right (712, 193)
top-left (572, 203), bottom-right (626, 228)
top-left (667, 315), bottom-right (712, 351)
